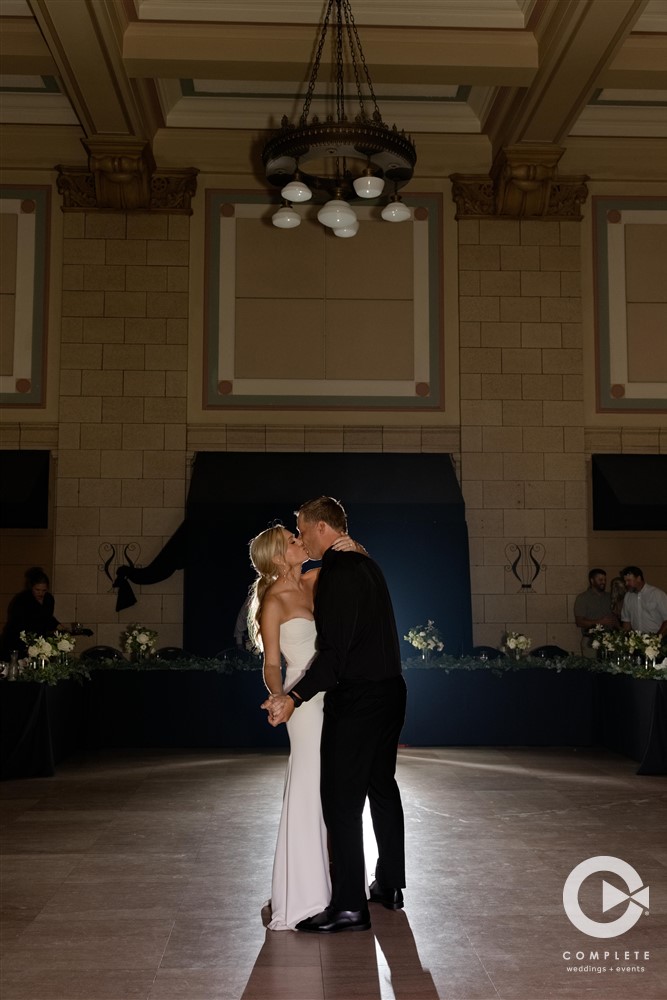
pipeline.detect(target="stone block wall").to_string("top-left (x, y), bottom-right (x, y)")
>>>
top-left (54, 211), bottom-right (189, 651)
top-left (2, 198), bottom-right (664, 657)
top-left (457, 218), bottom-right (586, 650)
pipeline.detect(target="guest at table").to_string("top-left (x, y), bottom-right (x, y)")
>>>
top-left (609, 576), bottom-right (626, 619)
top-left (574, 568), bottom-right (618, 658)
top-left (0, 567), bottom-right (60, 658)
top-left (620, 566), bottom-right (667, 636)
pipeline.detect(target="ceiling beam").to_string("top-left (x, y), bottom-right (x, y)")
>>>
top-left (0, 17), bottom-right (57, 75)
top-left (602, 34), bottom-right (667, 89)
top-left (486, 0), bottom-right (649, 158)
top-left (28, 0), bottom-right (158, 139)
top-left (122, 22), bottom-right (539, 87)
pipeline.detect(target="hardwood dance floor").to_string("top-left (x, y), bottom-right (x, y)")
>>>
top-left (1, 746), bottom-right (665, 1000)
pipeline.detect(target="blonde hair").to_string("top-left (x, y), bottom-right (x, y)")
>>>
top-left (610, 576), bottom-right (626, 617)
top-left (247, 525), bottom-right (287, 651)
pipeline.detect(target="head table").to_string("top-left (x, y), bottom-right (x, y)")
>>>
top-left (1, 655), bottom-right (665, 780)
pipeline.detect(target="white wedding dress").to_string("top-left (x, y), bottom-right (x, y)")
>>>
top-left (267, 617), bottom-right (331, 931)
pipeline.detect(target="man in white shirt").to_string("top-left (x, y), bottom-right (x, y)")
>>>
top-left (620, 566), bottom-right (667, 636)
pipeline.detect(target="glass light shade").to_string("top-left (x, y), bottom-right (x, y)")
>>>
top-left (352, 174), bottom-right (385, 199)
top-left (281, 178), bottom-right (312, 202)
top-left (381, 198), bottom-right (411, 222)
top-left (272, 205), bottom-right (301, 229)
top-left (333, 221), bottom-right (359, 238)
top-left (317, 199), bottom-right (356, 229)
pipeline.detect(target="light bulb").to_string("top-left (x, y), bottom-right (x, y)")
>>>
top-left (281, 178), bottom-right (312, 203)
top-left (272, 205), bottom-right (301, 229)
top-left (333, 222), bottom-right (359, 238)
top-left (317, 199), bottom-right (357, 229)
top-left (353, 174), bottom-right (384, 199)
top-left (381, 198), bottom-right (411, 222)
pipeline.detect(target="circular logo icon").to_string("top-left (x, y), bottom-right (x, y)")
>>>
top-left (563, 856), bottom-right (649, 939)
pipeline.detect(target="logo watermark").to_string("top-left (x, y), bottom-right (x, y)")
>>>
top-left (560, 856), bottom-right (650, 977)
top-left (563, 856), bottom-right (649, 939)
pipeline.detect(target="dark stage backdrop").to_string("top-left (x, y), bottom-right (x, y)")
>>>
top-left (184, 453), bottom-right (472, 659)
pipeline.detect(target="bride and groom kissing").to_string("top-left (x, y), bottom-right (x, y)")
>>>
top-left (248, 496), bottom-right (407, 933)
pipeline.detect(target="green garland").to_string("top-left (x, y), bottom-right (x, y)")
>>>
top-left (83, 653), bottom-right (263, 674)
top-left (12, 658), bottom-right (91, 687)
top-left (10, 651), bottom-right (665, 685)
top-left (403, 652), bottom-right (665, 680)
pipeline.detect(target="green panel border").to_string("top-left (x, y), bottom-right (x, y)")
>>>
top-left (0, 186), bottom-right (51, 408)
top-left (204, 190), bottom-right (444, 411)
top-left (593, 195), bottom-right (667, 413)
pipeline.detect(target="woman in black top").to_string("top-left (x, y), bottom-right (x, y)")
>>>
top-left (1, 567), bottom-right (59, 658)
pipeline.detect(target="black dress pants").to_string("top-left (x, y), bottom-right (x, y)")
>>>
top-left (320, 674), bottom-right (407, 911)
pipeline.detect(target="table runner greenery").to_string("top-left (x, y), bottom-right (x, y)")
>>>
top-left (7, 650), bottom-right (665, 685)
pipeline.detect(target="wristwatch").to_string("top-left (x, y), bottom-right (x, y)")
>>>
top-left (287, 690), bottom-right (303, 708)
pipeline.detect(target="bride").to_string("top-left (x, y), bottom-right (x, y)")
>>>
top-left (248, 523), bottom-right (360, 931)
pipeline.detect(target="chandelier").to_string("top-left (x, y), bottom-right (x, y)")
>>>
top-left (262, 0), bottom-right (416, 238)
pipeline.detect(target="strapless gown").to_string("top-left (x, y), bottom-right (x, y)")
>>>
top-left (267, 618), bottom-right (331, 931)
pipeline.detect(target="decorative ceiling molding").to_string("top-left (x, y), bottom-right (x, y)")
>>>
top-left (485, 0), bottom-right (651, 158)
top-left (134, 0), bottom-right (530, 29)
top-left (1, 0), bottom-right (665, 168)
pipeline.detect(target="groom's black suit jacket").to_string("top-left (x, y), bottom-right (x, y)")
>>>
top-left (291, 547), bottom-right (402, 703)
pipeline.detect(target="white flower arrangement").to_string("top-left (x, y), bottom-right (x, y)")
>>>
top-left (590, 627), bottom-right (664, 664)
top-left (503, 631), bottom-right (531, 656)
top-left (19, 630), bottom-right (76, 660)
top-left (404, 620), bottom-right (445, 653)
top-left (589, 624), bottom-right (618, 654)
top-left (122, 624), bottom-right (158, 657)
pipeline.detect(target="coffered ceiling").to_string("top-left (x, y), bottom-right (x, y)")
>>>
top-left (1, 0), bottom-right (666, 176)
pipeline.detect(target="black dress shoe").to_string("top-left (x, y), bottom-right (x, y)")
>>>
top-left (296, 907), bottom-right (371, 933)
top-left (369, 880), bottom-right (404, 910)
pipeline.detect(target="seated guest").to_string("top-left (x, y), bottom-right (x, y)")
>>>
top-left (0, 567), bottom-right (60, 658)
top-left (573, 568), bottom-right (618, 658)
top-left (620, 566), bottom-right (667, 636)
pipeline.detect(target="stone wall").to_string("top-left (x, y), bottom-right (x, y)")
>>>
top-left (54, 211), bottom-right (189, 649)
top-left (1, 196), bottom-right (665, 656)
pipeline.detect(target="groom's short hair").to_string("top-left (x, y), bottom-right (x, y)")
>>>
top-left (296, 496), bottom-right (348, 533)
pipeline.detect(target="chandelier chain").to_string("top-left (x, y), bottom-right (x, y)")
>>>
top-left (300, 0), bottom-right (334, 126)
top-left (344, 0), bottom-right (383, 123)
top-left (343, 6), bottom-right (363, 120)
top-left (299, 0), bottom-right (383, 128)
top-left (336, 1), bottom-right (345, 122)
top-left (263, 0), bottom-right (416, 211)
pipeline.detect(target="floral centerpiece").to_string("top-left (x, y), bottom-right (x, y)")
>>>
top-left (121, 624), bottom-right (158, 660)
top-left (590, 627), bottom-right (664, 667)
top-left (629, 630), bottom-right (663, 667)
top-left (589, 624), bottom-right (618, 657)
top-left (404, 620), bottom-right (445, 660)
top-left (19, 630), bottom-right (76, 664)
top-left (502, 631), bottom-right (531, 659)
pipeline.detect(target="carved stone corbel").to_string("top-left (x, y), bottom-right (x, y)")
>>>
top-left (56, 137), bottom-right (198, 214)
top-left (83, 137), bottom-right (155, 211)
top-left (495, 144), bottom-right (564, 218)
top-left (451, 144), bottom-right (588, 220)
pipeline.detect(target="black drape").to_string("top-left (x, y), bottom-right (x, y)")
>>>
top-left (184, 453), bottom-right (473, 658)
top-left (113, 522), bottom-right (188, 611)
top-left (112, 453), bottom-right (473, 658)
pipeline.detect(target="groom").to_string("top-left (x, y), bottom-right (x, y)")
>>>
top-left (265, 496), bottom-right (407, 933)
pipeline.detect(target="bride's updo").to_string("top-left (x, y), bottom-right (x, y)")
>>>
top-left (247, 525), bottom-right (286, 651)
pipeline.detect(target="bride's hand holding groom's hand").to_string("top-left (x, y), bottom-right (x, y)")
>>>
top-left (262, 692), bottom-right (295, 727)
